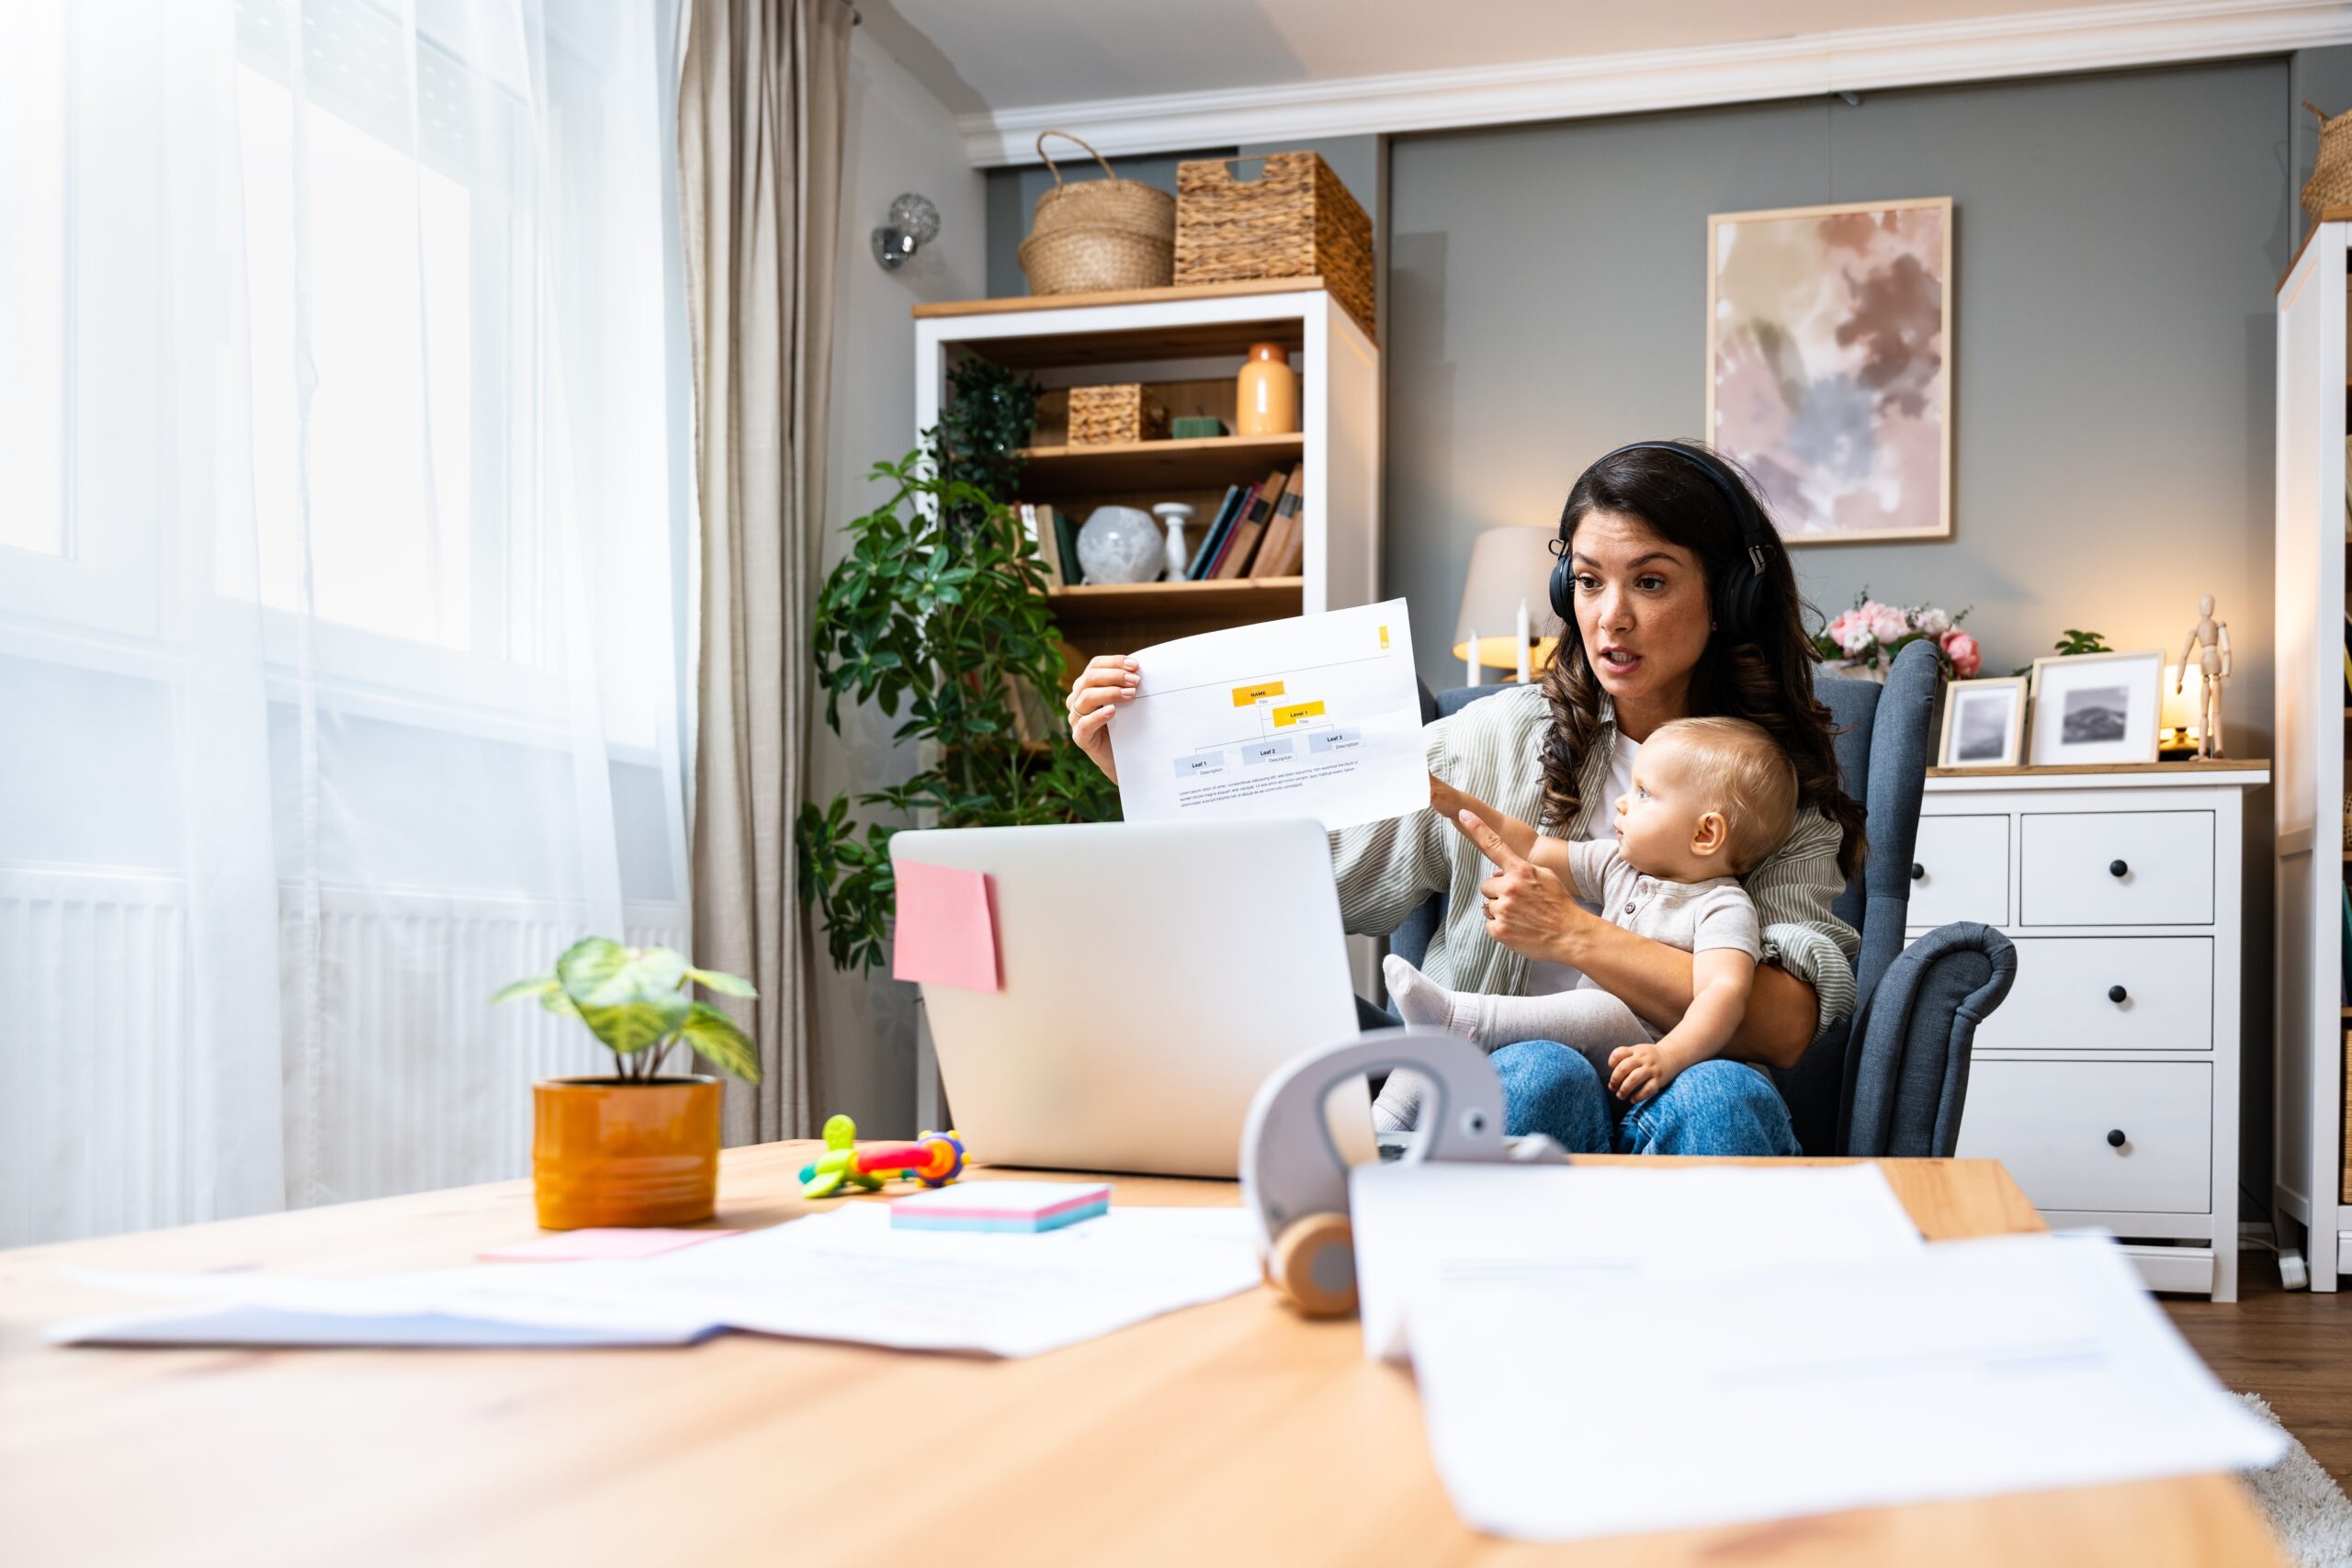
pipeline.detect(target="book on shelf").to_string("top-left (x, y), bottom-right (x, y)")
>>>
top-left (1272, 466), bottom-right (1309, 576)
top-left (1203, 485), bottom-right (1260, 579)
top-left (1213, 467), bottom-right (1292, 581)
top-left (1026, 504), bottom-right (1065, 589)
top-left (1247, 463), bottom-right (1306, 580)
top-left (1051, 505), bottom-right (1083, 587)
top-left (1188, 484), bottom-right (1248, 580)
top-left (2340, 886), bottom-right (2351, 1006)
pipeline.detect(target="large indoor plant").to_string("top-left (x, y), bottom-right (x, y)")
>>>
top-left (493, 938), bottom-right (759, 1229)
top-left (797, 360), bottom-right (1118, 974)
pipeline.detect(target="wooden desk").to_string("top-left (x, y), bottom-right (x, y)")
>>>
top-left (0, 1147), bottom-right (2278, 1567)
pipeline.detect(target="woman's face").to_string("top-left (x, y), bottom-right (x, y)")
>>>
top-left (1563, 509), bottom-right (1712, 723)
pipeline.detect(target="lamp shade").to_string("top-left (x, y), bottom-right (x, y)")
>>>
top-left (1453, 525), bottom-right (1563, 671)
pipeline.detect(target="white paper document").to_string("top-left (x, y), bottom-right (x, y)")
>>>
top-left (1407, 1233), bottom-right (2286, 1543)
top-left (1110, 599), bottom-right (1428, 831)
top-left (53, 1205), bottom-right (1261, 1359)
top-left (1348, 1162), bottom-right (1927, 1362)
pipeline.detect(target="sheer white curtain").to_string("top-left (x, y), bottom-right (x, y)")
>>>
top-left (0, 0), bottom-right (693, 1245)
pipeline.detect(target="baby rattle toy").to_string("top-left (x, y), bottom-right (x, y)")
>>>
top-left (798, 1114), bottom-right (967, 1199)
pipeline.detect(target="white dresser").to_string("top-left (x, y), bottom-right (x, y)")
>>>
top-left (1913, 761), bottom-right (2267, 1300)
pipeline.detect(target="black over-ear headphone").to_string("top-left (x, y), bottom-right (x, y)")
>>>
top-left (1548, 441), bottom-right (1779, 641)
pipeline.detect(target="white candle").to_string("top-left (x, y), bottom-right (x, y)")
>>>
top-left (1465, 628), bottom-right (1479, 689)
top-left (1515, 598), bottom-right (1532, 683)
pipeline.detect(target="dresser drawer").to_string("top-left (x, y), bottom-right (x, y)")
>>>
top-left (2018, 811), bottom-right (2213, 926)
top-left (1908, 815), bottom-right (2009, 927)
top-left (1973, 937), bottom-right (2212, 1053)
top-left (1956, 1059), bottom-right (2211, 1213)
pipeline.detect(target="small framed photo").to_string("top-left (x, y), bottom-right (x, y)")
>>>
top-left (2027, 649), bottom-right (2164, 767)
top-left (1939, 676), bottom-right (2029, 768)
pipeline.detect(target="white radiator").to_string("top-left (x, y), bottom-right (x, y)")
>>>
top-left (1, 865), bottom-right (684, 1247)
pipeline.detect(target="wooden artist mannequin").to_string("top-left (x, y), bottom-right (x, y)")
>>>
top-left (2175, 594), bottom-right (2231, 759)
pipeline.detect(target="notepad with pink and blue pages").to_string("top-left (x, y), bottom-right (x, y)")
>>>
top-left (889, 1181), bottom-right (1110, 1234)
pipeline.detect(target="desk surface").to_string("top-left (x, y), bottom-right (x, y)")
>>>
top-left (0, 1147), bottom-right (2278, 1567)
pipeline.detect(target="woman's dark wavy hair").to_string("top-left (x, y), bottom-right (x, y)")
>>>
top-left (1538, 443), bottom-right (1867, 881)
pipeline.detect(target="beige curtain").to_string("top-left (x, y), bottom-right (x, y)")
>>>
top-left (678, 0), bottom-right (853, 1145)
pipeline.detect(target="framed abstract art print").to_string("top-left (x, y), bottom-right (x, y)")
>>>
top-left (1707, 197), bottom-right (1953, 544)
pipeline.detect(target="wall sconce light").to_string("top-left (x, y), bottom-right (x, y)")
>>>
top-left (872, 192), bottom-right (940, 271)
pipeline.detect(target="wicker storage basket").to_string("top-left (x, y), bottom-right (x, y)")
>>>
top-left (1067, 384), bottom-right (1169, 446)
top-left (1017, 130), bottom-right (1174, 296)
top-left (1175, 152), bottom-right (1376, 342)
top-left (2342, 1029), bottom-right (2352, 1204)
top-left (2306, 102), bottom-right (2352, 220)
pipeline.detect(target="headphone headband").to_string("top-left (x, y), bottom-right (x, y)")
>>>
top-left (1548, 441), bottom-right (1780, 641)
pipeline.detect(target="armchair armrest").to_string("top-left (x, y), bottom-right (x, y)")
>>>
top-left (1838, 922), bottom-right (2017, 1158)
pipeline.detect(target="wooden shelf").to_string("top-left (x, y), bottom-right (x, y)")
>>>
top-left (1017, 434), bottom-right (1302, 499)
top-left (921, 282), bottom-right (1330, 370)
top-left (1046, 577), bottom-right (1302, 617)
top-left (914, 277), bottom-right (1334, 321)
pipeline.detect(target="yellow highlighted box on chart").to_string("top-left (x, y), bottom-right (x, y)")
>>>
top-left (1271, 701), bottom-right (1327, 728)
top-left (1231, 681), bottom-right (1285, 706)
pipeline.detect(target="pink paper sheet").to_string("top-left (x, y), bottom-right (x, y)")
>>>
top-left (891, 860), bottom-right (1000, 991)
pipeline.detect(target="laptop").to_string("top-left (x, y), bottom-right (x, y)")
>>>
top-left (891, 818), bottom-right (1374, 1179)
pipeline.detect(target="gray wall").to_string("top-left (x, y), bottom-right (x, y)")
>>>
top-left (1385, 60), bottom-right (2291, 1213)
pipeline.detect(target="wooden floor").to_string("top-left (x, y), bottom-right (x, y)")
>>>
top-left (2164, 1251), bottom-right (2352, 1484)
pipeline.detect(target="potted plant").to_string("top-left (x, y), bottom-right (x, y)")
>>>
top-left (493, 937), bottom-right (760, 1229)
top-left (796, 358), bottom-right (1118, 974)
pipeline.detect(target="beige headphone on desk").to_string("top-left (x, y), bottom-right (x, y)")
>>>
top-left (1238, 1028), bottom-right (1565, 1317)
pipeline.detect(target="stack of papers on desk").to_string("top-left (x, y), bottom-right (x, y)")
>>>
top-left (52, 1204), bottom-right (1260, 1359)
top-left (1351, 1164), bottom-right (2285, 1541)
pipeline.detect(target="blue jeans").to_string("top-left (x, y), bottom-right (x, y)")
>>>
top-left (1491, 1039), bottom-right (1802, 1156)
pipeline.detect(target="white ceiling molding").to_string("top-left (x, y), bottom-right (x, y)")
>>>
top-left (959, 0), bottom-right (2352, 164)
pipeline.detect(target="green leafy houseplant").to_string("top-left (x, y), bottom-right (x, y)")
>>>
top-left (796, 359), bottom-right (1119, 974)
top-left (2010, 628), bottom-right (2112, 678)
top-left (492, 937), bottom-right (762, 1083)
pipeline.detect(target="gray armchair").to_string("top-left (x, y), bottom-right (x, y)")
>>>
top-left (1387, 639), bottom-right (2016, 1156)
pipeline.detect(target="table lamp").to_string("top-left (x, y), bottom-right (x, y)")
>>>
top-left (2160, 664), bottom-right (2199, 759)
top-left (1453, 525), bottom-right (1562, 686)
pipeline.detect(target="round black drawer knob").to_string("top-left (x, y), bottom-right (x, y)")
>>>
top-left (2108, 985), bottom-right (2128, 1004)
top-left (1910, 863), bottom-right (1926, 882)
top-left (2106, 1129), bottom-right (2127, 1148)
top-left (2109, 859), bottom-right (2129, 878)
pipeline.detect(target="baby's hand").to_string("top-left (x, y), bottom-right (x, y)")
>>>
top-left (1428, 772), bottom-right (1462, 819)
top-left (1607, 1043), bottom-right (1684, 1105)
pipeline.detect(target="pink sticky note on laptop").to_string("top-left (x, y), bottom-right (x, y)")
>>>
top-left (892, 860), bottom-right (1001, 991)
top-left (479, 1229), bottom-right (737, 1262)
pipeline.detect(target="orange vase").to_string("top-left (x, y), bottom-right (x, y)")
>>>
top-left (532, 1076), bottom-right (722, 1229)
top-left (1235, 342), bottom-right (1298, 436)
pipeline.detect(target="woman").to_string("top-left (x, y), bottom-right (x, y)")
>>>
top-left (1064, 442), bottom-right (1865, 1156)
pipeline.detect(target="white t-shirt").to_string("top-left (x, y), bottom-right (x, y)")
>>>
top-left (1521, 731), bottom-right (1638, 996)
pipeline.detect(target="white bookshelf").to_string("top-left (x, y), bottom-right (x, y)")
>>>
top-left (2272, 208), bottom-right (2350, 1291)
top-left (907, 280), bottom-right (1383, 1129)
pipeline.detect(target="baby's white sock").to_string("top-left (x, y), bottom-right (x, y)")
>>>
top-left (1382, 953), bottom-right (1478, 1037)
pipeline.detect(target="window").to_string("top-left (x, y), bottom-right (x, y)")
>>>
top-left (230, 0), bottom-right (530, 663)
top-left (0, 0), bottom-right (69, 560)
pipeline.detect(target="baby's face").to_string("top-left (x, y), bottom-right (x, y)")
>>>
top-left (1610, 736), bottom-right (1729, 880)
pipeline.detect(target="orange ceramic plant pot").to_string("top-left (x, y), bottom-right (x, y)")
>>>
top-left (532, 1076), bottom-right (722, 1229)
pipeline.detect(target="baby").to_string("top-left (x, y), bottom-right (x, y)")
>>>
top-left (1375, 715), bottom-right (1798, 1133)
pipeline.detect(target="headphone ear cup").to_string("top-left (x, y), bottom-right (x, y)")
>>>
top-left (1548, 549), bottom-right (1573, 626)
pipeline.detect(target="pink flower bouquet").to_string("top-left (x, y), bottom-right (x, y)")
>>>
top-left (1811, 592), bottom-right (1977, 680)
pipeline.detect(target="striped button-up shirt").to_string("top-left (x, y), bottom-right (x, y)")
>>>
top-left (1330, 682), bottom-right (1860, 1046)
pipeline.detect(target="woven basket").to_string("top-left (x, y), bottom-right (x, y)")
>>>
top-left (1017, 130), bottom-right (1174, 295)
top-left (1067, 384), bottom-right (1168, 446)
top-left (2305, 102), bottom-right (2352, 220)
top-left (1175, 152), bottom-right (1376, 343)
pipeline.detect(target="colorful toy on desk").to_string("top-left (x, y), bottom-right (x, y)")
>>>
top-left (798, 1114), bottom-right (967, 1199)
